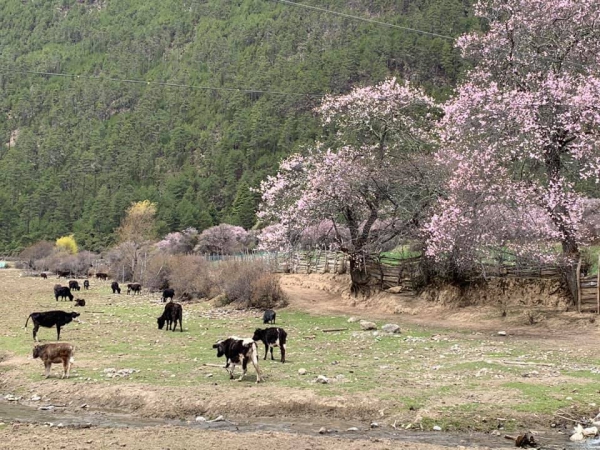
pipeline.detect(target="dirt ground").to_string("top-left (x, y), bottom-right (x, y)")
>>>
top-left (0, 269), bottom-right (599, 449)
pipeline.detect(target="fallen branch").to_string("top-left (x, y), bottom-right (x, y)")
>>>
top-left (203, 363), bottom-right (227, 369)
top-left (304, 335), bottom-right (316, 340)
top-left (554, 413), bottom-right (579, 423)
top-left (502, 360), bottom-right (555, 367)
top-left (322, 328), bottom-right (348, 333)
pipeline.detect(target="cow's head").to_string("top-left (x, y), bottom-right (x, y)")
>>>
top-left (252, 328), bottom-right (264, 342)
top-left (32, 345), bottom-right (44, 359)
top-left (70, 312), bottom-right (81, 319)
top-left (157, 316), bottom-right (166, 330)
top-left (212, 340), bottom-right (227, 358)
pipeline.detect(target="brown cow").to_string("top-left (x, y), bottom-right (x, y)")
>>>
top-left (32, 343), bottom-right (75, 379)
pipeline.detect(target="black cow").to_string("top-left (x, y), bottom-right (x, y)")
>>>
top-left (157, 302), bottom-right (183, 332)
top-left (263, 309), bottom-right (276, 324)
top-left (95, 272), bottom-right (108, 280)
top-left (111, 281), bottom-right (121, 294)
top-left (53, 285), bottom-right (73, 302)
top-left (68, 280), bottom-right (80, 291)
top-left (127, 283), bottom-right (142, 295)
top-left (162, 288), bottom-right (175, 302)
top-left (56, 270), bottom-right (70, 279)
top-left (83, 280), bottom-right (90, 290)
top-left (213, 337), bottom-right (262, 383)
top-left (25, 311), bottom-right (80, 341)
top-left (40, 273), bottom-right (48, 279)
top-left (252, 327), bottom-right (287, 363)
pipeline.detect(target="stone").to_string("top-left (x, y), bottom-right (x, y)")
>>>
top-left (195, 416), bottom-right (206, 422)
top-left (298, 368), bottom-right (307, 375)
top-left (387, 286), bottom-right (405, 294)
top-left (570, 433), bottom-right (584, 442)
top-left (370, 422), bottom-right (379, 428)
top-left (316, 375), bottom-right (329, 384)
top-left (360, 321), bottom-right (377, 331)
top-left (318, 427), bottom-right (327, 434)
top-left (583, 426), bottom-right (598, 437)
top-left (30, 395), bottom-right (41, 402)
top-left (497, 331), bottom-right (507, 336)
top-left (433, 426), bottom-right (442, 431)
top-left (205, 374), bottom-right (213, 378)
top-left (382, 324), bottom-right (401, 334)
top-left (57, 423), bottom-right (64, 428)
top-left (347, 317), bottom-right (359, 323)
top-left (347, 427), bottom-right (359, 432)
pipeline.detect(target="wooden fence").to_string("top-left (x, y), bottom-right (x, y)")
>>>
top-left (577, 256), bottom-right (600, 314)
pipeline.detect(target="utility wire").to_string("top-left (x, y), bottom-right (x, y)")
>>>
top-left (269, 0), bottom-right (455, 40)
top-left (0, 69), bottom-right (326, 98)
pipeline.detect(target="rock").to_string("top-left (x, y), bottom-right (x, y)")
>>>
top-left (387, 286), bottom-right (405, 294)
top-left (360, 321), bottom-right (377, 331)
top-left (81, 404), bottom-right (88, 409)
top-left (433, 425), bottom-right (442, 431)
top-left (38, 406), bottom-right (54, 411)
top-left (347, 427), bottom-right (359, 432)
top-left (491, 430), bottom-right (501, 436)
top-left (347, 317), bottom-right (359, 323)
top-left (298, 368), bottom-right (307, 375)
top-left (497, 331), bottom-right (507, 336)
top-left (30, 395), bottom-right (41, 402)
top-left (370, 422), bottom-right (379, 428)
top-left (566, 396), bottom-right (573, 401)
top-left (318, 427), bottom-right (327, 434)
top-left (316, 375), bottom-right (329, 384)
top-left (382, 324), bottom-right (401, 334)
top-left (205, 373), bottom-right (213, 378)
top-left (570, 433), bottom-right (584, 442)
top-left (195, 416), bottom-right (207, 422)
top-left (583, 426), bottom-right (598, 437)
top-left (57, 423), bottom-right (64, 428)
top-left (208, 415), bottom-right (224, 423)
top-left (4, 395), bottom-right (21, 402)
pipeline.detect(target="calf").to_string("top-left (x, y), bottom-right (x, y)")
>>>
top-left (74, 299), bottom-right (86, 307)
top-left (213, 337), bottom-right (262, 383)
top-left (95, 272), bottom-right (108, 280)
top-left (83, 280), bottom-right (90, 290)
top-left (40, 273), bottom-right (47, 279)
top-left (33, 343), bottom-right (75, 379)
top-left (127, 283), bottom-right (142, 295)
top-left (25, 311), bottom-right (80, 341)
top-left (111, 281), bottom-right (121, 294)
top-left (54, 285), bottom-right (73, 302)
top-left (56, 270), bottom-right (70, 279)
top-left (68, 280), bottom-right (80, 291)
top-left (263, 309), bottom-right (276, 324)
top-left (162, 288), bottom-right (175, 302)
top-left (157, 302), bottom-right (183, 332)
top-left (252, 327), bottom-right (287, 363)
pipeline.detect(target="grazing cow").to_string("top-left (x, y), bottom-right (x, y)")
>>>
top-left (95, 272), bottom-right (108, 280)
top-left (68, 280), bottom-right (80, 291)
top-left (53, 285), bottom-right (73, 302)
top-left (25, 311), bottom-right (80, 341)
top-left (162, 288), bottom-right (175, 302)
top-left (157, 302), bottom-right (183, 332)
top-left (56, 270), bottom-right (70, 279)
top-left (127, 283), bottom-right (142, 295)
top-left (253, 327), bottom-right (287, 363)
top-left (74, 299), bottom-right (86, 307)
top-left (40, 273), bottom-right (47, 280)
top-left (111, 281), bottom-right (121, 294)
top-left (33, 343), bottom-right (75, 379)
top-left (213, 337), bottom-right (262, 383)
top-left (263, 309), bottom-right (276, 324)
top-left (83, 280), bottom-right (90, 290)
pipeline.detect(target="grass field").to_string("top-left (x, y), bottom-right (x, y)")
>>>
top-left (0, 269), bottom-right (599, 436)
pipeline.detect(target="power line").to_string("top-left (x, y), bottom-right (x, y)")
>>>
top-left (0, 69), bottom-right (325, 98)
top-left (269, 0), bottom-right (455, 40)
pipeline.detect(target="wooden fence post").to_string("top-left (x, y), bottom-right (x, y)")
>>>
top-left (576, 257), bottom-right (582, 313)
top-left (597, 255), bottom-right (600, 315)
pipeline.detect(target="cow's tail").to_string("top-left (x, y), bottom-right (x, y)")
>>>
top-left (24, 314), bottom-right (32, 328)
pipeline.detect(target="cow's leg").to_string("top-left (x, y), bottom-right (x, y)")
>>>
top-left (179, 318), bottom-right (183, 332)
top-left (44, 362), bottom-right (51, 378)
top-left (263, 343), bottom-right (268, 360)
top-left (251, 351), bottom-right (262, 383)
top-left (62, 357), bottom-right (69, 379)
top-left (239, 358), bottom-right (248, 381)
top-left (228, 364), bottom-right (236, 379)
top-left (270, 346), bottom-right (275, 360)
top-left (33, 324), bottom-right (40, 342)
top-left (281, 343), bottom-right (286, 363)
top-left (56, 325), bottom-right (61, 341)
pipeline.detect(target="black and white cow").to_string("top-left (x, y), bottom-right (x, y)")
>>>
top-left (212, 337), bottom-right (262, 383)
top-left (252, 327), bottom-right (287, 363)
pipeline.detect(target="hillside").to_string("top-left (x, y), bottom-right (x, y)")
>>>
top-left (0, 0), bottom-right (479, 253)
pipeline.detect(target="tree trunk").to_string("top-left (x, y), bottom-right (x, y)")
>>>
top-left (349, 252), bottom-right (372, 296)
top-left (561, 237), bottom-right (580, 306)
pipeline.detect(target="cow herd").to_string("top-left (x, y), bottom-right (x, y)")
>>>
top-left (27, 271), bottom-right (286, 382)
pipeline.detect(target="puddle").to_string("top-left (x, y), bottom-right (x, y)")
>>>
top-left (0, 399), bottom-right (598, 449)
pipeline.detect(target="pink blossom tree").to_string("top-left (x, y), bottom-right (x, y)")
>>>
top-left (195, 224), bottom-right (250, 255)
top-left (425, 0), bottom-right (600, 294)
top-left (258, 78), bottom-right (440, 293)
top-left (155, 228), bottom-right (199, 254)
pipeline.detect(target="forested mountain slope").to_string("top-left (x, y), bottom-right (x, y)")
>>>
top-left (0, 0), bottom-right (478, 252)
